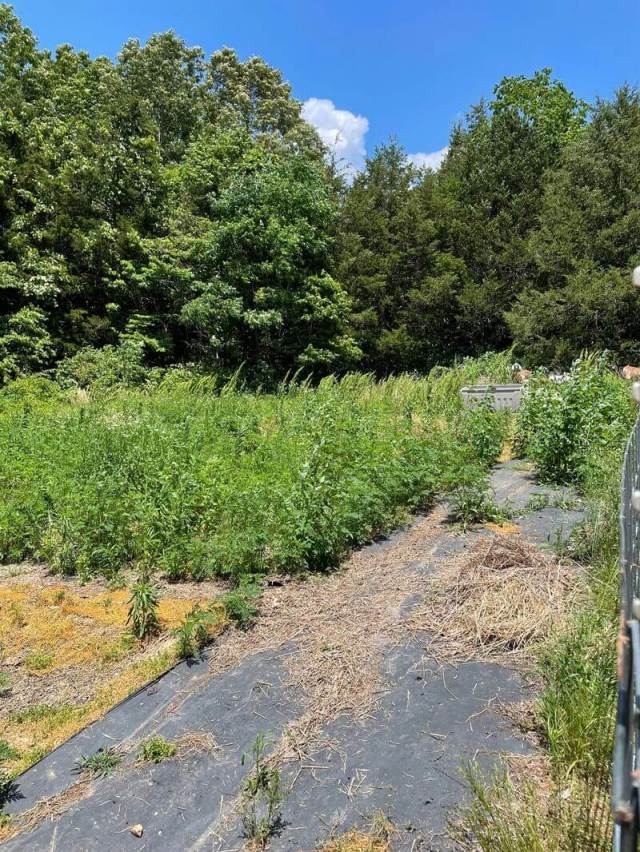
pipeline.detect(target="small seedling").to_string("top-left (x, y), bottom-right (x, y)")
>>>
top-left (137, 735), bottom-right (177, 764)
top-left (240, 732), bottom-right (287, 847)
top-left (127, 578), bottom-right (160, 640)
top-left (76, 747), bottom-right (122, 778)
top-left (25, 651), bottom-right (53, 671)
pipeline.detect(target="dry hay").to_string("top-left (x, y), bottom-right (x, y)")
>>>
top-left (175, 730), bottom-right (219, 758)
top-left (321, 812), bottom-right (395, 851)
top-left (412, 535), bottom-right (580, 664)
top-left (200, 509), bottom-right (449, 772)
top-left (0, 777), bottom-right (94, 843)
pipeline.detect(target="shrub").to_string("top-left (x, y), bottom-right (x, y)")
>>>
top-left (173, 604), bottom-right (218, 658)
top-left (446, 465), bottom-right (503, 531)
top-left (219, 578), bottom-right (260, 629)
top-left (516, 355), bottom-right (634, 484)
top-left (55, 340), bottom-right (149, 393)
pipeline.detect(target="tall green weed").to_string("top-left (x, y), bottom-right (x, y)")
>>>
top-left (0, 359), bottom-right (508, 582)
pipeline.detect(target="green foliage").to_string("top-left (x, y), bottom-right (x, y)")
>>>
top-left (447, 466), bottom-right (503, 531)
top-left (76, 748), bottom-right (122, 778)
top-left (460, 403), bottom-right (510, 468)
top-left (0, 7), bottom-right (350, 387)
top-left (219, 578), bottom-right (260, 628)
top-left (515, 355), bottom-right (635, 483)
top-left (137, 735), bottom-right (177, 763)
top-left (0, 740), bottom-right (17, 763)
top-left (0, 363), bottom-right (509, 581)
top-left (508, 88), bottom-right (640, 366)
top-left (127, 579), bottom-right (160, 641)
top-left (173, 604), bottom-right (217, 658)
top-left (55, 342), bottom-right (149, 393)
top-left (240, 732), bottom-right (287, 847)
top-left (1, 1), bottom-right (638, 377)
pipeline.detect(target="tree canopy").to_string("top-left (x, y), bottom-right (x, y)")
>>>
top-left (1, 5), bottom-right (640, 384)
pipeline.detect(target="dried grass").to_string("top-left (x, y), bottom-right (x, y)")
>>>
top-left (412, 536), bottom-right (580, 664)
top-left (215, 510), bottom-right (447, 764)
top-left (175, 731), bottom-right (219, 758)
top-left (0, 777), bottom-right (94, 843)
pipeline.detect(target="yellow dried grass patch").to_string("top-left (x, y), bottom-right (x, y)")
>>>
top-left (321, 814), bottom-right (395, 852)
top-left (3, 646), bottom-right (176, 775)
top-left (0, 575), bottom-right (227, 775)
top-left (0, 583), bottom-right (220, 673)
top-left (486, 521), bottom-right (521, 536)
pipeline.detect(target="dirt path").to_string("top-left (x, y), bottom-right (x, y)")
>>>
top-left (2, 462), bottom-right (585, 851)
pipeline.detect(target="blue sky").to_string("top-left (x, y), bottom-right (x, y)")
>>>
top-left (11, 0), bottom-right (640, 172)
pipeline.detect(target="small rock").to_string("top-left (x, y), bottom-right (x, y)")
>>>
top-left (130, 824), bottom-right (144, 838)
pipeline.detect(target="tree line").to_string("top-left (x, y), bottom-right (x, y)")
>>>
top-left (1, 5), bottom-right (639, 386)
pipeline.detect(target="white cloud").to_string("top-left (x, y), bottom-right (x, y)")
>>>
top-left (302, 97), bottom-right (369, 177)
top-left (407, 147), bottom-right (449, 171)
top-left (303, 97), bottom-right (448, 178)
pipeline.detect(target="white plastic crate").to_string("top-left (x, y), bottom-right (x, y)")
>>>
top-left (460, 384), bottom-right (523, 412)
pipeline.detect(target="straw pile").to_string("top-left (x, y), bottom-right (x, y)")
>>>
top-left (413, 536), bottom-right (580, 663)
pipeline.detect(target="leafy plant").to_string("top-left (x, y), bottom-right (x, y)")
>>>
top-left (447, 468), bottom-right (503, 531)
top-left (240, 732), bottom-right (287, 847)
top-left (219, 578), bottom-right (260, 628)
top-left (127, 578), bottom-right (160, 641)
top-left (173, 604), bottom-right (217, 658)
top-left (76, 747), bottom-right (122, 778)
top-left (25, 651), bottom-right (53, 671)
top-left (137, 736), bottom-right (177, 764)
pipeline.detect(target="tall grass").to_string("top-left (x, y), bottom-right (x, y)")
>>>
top-left (0, 353), bottom-right (511, 582)
top-left (465, 355), bottom-right (634, 850)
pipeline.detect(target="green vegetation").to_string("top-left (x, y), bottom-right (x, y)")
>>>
top-left (464, 357), bottom-right (631, 849)
top-left (76, 747), bottom-right (122, 778)
top-left (137, 736), bottom-right (177, 764)
top-left (0, 6), bottom-right (639, 384)
top-left (447, 469), bottom-right (504, 531)
top-left (126, 579), bottom-right (160, 640)
top-left (173, 604), bottom-right (219, 658)
top-left (219, 578), bottom-right (261, 628)
top-left (0, 356), bottom-right (510, 584)
top-left (240, 732), bottom-right (288, 847)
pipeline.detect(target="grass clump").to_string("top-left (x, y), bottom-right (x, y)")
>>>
top-left (76, 747), bottom-right (122, 778)
top-left (457, 763), bottom-right (599, 852)
top-left (137, 735), bottom-right (177, 763)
